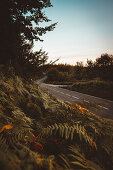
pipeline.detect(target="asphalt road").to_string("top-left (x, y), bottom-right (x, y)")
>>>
top-left (37, 82), bottom-right (113, 120)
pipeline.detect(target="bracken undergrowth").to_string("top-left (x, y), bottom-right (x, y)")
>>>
top-left (0, 66), bottom-right (113, 170)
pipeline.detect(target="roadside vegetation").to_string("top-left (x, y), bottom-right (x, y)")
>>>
top-left (66, 80), bottom-right (113, 101)
top-left (45, 54), bottom-right (113, 101)
top-left (0, 67), bottom-right (113, 170)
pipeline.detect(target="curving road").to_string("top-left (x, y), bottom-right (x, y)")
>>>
top-left (37, 81), bottom-right (113, 120)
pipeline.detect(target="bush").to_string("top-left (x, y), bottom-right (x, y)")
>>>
top-left (47, 68), bottom-right (59, 81)
top-left (47, 68), bottom-right (68, 82)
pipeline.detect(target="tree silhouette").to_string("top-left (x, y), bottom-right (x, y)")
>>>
top-left (96, 53), bottom-right (113, 67)
top-left (0, 0), bottom-right (56, 66)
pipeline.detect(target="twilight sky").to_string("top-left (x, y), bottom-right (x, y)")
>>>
top-left (33, 0), bottom-right (113, 65)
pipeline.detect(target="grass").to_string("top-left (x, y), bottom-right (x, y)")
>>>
top-left (0, 67), bottom-right (113, 170)
top-left (65, 80), bottom-right (113, 101)
top-left (44, 80), bottom-right (73, 85)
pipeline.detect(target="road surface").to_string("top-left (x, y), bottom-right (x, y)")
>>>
top-left (37, 82), bottom-right (113, 120)
top-left (36, 76), bottom-right (47, 83)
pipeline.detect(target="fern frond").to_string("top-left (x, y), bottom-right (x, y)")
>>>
top-left (39, 123), bottom-right (97, 148)
top-left (102, 145), bottom-right (113, 155)
top-left (68, 154), bottom-right (84, 163)
top-left (58, 154), bottom-right (71, 169)
top-left (71, 161), bottom-right (87, 169)
top-left (68, 145), bottom-right (85, 159)
top-left (68, 145), bottom-right (88, 169)
top-left (57, 145), bottom-right (88, 169)
top-left (0, 134), bottom-right (9, 153)
top-left (0, 127), bottom-right (32, 153)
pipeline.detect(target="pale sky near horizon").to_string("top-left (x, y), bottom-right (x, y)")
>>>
top-left (33, 0), bottom-right (113, 65)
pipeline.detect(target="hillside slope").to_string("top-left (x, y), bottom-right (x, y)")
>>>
top-left (0, 68), bottom-right (113, 170)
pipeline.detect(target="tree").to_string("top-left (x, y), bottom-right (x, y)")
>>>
top-left (95, 53), bottom-right (113, 67)
top-left (87, 59), bottom-right (95, 68)
top-left (47, 68), bottom-right (59, 81)
top-left (0, 0), bottom-right (56, 65)
top-left (74, 62), bottom-right (85, 80)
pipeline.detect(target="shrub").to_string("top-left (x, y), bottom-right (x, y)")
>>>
top-left (47, 68), bottom-right (68, 82)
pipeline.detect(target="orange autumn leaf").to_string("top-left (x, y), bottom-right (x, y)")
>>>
top-left (90, 140), bottom-right (94, 147)
top-left (29, 131), bottom-right (36, 138)
top-left (31, 141), bottom-right (43, 151)
top-left (0, 125), bottom-right (13, 133)
top-left (94, 115), bottom-right (100, 119)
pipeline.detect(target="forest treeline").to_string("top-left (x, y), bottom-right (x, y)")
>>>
top-left (46, 53), bottom-right (113, 82)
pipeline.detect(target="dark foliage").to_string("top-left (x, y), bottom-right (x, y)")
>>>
top-left (47, 68), bottom-right (68, 82)
top-left (85, 54), bottom-right (113, 81)
top-left (46, 54), bottom-right (113, 82)
top-left (0, 0), bottom-right (56, 74)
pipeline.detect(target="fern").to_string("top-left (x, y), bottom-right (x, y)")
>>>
top-left (58, 153), bottom-right (71, 169)
top-left (57, 146), bottom-right (87, 169)
top-left (57, 145), bottom-right (103, 170)
top-left (39, 123), bottom-right (97, 148)
top-left (0, 126), bottom-right (32, 153)
top-left (0, 134), bottom-right (9, 153)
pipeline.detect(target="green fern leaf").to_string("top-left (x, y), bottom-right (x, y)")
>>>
top-left (71, 161), bottom-right (87, 169)
top-left (58, 154), bottom-right (70, 169)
